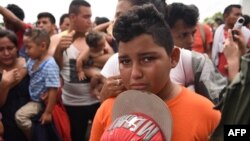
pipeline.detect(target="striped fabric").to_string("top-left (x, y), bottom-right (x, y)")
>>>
top-left (26, 57), bottom-right (60, 101)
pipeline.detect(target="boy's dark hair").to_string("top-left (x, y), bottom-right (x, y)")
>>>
top-left (59, 13), bottom-right (69, 26)
top-left (37, 12), bottom-right (56, 24)
top-left (118, 0), bottom-right (168, 20)
top-left (113, 4), bottom-right (174, 55)
top-left (223, 4), bottom-right (241, 17)
top-left (86, 31), bottom-right (104, 48)
top-left (0, 29), bottom-right (18, 47)
top-left (69, 0), bottom-right (91, 14)
top-left (24, 28), bottom-right (50, 48)
top-left (6, 4), bottom-right (25, 21)
top-left (167, 3), bottom-right (199, 28)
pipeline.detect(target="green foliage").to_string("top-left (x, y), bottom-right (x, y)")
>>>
top-left (203, 12), bottom-right (223, 24)
top-left (212, 12), bottom-right (223, 20)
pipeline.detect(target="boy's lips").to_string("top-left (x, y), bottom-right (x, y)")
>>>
top-left (130, 83), bottom-right (147, 90)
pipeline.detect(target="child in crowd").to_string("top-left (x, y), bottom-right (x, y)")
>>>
top-left (76, 30), bottom-right (113, 95)
top-left (15, 28), bottom-right (60, 140)
top-left (90, 4), bottom-right (220, 141)
top-left (76, 30), bottom-right (110, 80)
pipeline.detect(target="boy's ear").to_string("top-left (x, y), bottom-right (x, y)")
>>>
top-left (170, 46), bottom-right (180, 68)
top-left (41, 41), bottom-right (48, 49)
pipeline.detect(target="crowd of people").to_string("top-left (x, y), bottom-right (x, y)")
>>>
top-left (0, 0), bottom-right (250, 141)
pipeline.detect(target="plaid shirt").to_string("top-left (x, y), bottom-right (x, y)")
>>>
top-left (26, 57), bottom-right (60, 101)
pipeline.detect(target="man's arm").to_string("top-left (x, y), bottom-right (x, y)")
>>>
top-left (48, 34), bottom-right (61, 56)
top-left (93, 21), bottom-right (112, 32)
top-left (224, 29), bottom-right (242, 81)
top-left (0, 5), bottom-right (27, 30)
top-left (53, 39), bottom-right (64, 69)
top-left (53, 31), bottom-right (75, 69)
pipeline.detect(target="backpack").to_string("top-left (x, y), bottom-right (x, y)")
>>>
top-left (52, 88), bottom-right (72, 141)
top-left (199, 23), bottom-right (207, 52)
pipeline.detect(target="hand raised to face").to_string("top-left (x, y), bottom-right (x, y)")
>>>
top-left (98, 75), bottom-right (126, 102)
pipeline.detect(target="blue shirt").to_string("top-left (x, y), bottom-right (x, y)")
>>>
top-left (26, 57), bottom-right (60, 101)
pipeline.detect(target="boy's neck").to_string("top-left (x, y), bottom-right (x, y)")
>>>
top-left (31, 53), bottom-right (49, 71)
top-left (158, 82), bottom-right (181, 101)
top-left (36, 52), bottom-right (49, 63)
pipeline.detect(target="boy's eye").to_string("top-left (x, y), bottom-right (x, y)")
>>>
top-left (143, 57), bottom-right (150, 62)
top-left (120, 59), bottom-right (131, 65)
top-left (141, 56), bottom-right (155, 63)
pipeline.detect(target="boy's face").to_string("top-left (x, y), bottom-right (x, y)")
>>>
top-left (24, 36), bottom-right (45, 60)
top-left (118, 34), bottom-right (178, 96)
top-left (171, 19), bottom-right (196, 50)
